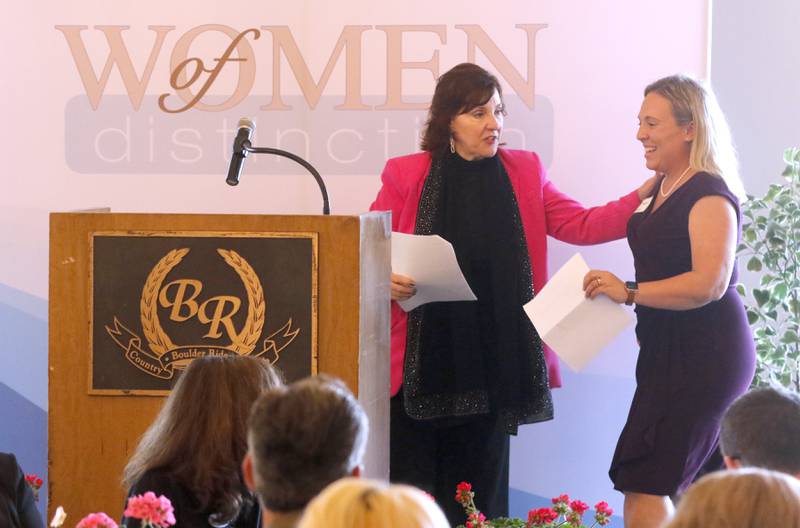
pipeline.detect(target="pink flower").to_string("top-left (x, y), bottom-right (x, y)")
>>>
top-left (455, 481), bottom-right (474, 504)
top-left (528, 507), bottom-right (558, 524)
top-left (466, 512), bottom-right (487, 528)
top-left (569, 500), bottom-right (589, 515)
top-left (594, 501), bottom-right (614, 526)
top-left (76, 512), bottom-right (118, 528)
top-left (551, 494), bottom-right (570, 515)
top-left (552, 494), bottom-right (570, 504)
top-left (25, 474), bottom-right (44, 489)
top-left (124, 492), bottom-right (176, 527)
top-left (24, 474), bottom-right (44, 502)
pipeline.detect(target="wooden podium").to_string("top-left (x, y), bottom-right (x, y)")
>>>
top-left (48, 211), bottom-right (391, 521)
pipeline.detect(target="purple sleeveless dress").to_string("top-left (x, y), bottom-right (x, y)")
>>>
top-left (609, 172), bottom-right (755, 495)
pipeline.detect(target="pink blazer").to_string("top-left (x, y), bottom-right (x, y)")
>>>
top-left (370, 149), bottom-right (640, 396)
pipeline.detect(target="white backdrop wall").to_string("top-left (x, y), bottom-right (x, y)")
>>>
top-left (0, 1), bottom-right (709, 522)
top-left (711, 0), bottom-right (800, 196)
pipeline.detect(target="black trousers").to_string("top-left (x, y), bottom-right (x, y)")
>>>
top-left (390, 392), bottom-right (510, 526)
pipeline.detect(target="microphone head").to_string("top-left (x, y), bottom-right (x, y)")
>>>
top-left (237, 117), bottom-right (256, 132)
top-left (227, 117), bottom-right (256, 186)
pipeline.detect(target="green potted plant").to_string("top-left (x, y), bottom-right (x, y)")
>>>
top-left (737, 146), bottom-right (800, 391)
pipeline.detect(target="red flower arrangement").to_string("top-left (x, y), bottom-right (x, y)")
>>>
top-left (24, 473), bottom-right (44, 501)
top-left (456, 482), bottom-right (614, 528)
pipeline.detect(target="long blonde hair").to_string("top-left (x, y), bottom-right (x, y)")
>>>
top-left (663, 468), bottom-right (800, 528)
top-left (123, 355), bottom-right (282, 519)
top-left (645, 74), bottom-right (747, 202)
top-left (298, 478), bottom-right (450, 528)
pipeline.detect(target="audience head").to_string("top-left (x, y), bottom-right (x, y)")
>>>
top-left (123, 355), bottom-right (282, 520)
top-left (244, 374), bottom-right (369, 514)
top-left (298, 477), bottom-right (449, 528)
top-left (662, 468), bottom-right (800, 528)
top-left (421, 62), bottom-right (504, 156)
top-left (720, 386), bottom-right (800, 476)
top-left (643, 74), bottom-right (745, 201)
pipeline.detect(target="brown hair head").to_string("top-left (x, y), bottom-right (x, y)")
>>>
top-left (420, 62), bottom-right (504, 155)
top-left (123, 355), bottom-right (283, 520)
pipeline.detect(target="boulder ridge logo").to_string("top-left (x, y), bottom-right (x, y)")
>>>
top-left (105, 247), bottom-right (299, 379)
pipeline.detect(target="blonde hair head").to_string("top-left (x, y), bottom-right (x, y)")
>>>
top-left (645, 74), bottom-right (746, 202)
top-left (297, 478), bottom-right (449, 528)
top-left (663, 468), bottom-right (800, 528)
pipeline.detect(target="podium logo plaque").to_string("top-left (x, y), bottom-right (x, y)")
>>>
top-left (89, 232), bottom-right (317, 394)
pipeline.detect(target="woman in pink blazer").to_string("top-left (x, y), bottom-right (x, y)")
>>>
top-left (370, 62), bottom-right (653, 525)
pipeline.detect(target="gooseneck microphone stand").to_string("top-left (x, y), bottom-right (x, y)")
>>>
top-left (226, 119), bottom-right (331, 215)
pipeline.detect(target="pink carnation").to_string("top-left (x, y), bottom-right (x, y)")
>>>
top-left (76, 512), bottom-right (118, 528)
top-left (124, 492), bottom-right (176, 527)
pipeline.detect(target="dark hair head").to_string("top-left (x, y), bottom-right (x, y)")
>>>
top-left (123, 355), bottom-right (283, 520)
top-left (720, 387), bottom-right (800, 474)
top-left (247, 374), bottom-right (369, 512)
top-left (420, 62), bottom-right (504, 155)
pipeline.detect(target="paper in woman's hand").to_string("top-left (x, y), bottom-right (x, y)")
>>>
top-left (391, 232), bottom-right (477, 312)
top-left (523, 253), bottom-right (634, 371)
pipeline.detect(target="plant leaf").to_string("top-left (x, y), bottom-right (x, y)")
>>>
top-left (782, 331), bottom-right (799, 344)
top-left (747, 257), bottom-right (763, 272)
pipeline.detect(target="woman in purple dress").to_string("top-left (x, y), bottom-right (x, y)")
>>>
top-left (583, 75), bottom-right (755, 528)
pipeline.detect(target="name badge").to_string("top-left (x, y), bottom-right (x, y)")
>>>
top-left (634, 197), bottom-right (652, 213)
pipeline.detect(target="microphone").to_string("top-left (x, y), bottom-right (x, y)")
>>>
top-left (224, 117), bottom-right (331, 215)
top-left (226, 118), bottom-right (255, 186)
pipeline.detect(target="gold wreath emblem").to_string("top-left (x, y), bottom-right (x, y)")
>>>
top-left (140, 248), bottom-right (265, 357)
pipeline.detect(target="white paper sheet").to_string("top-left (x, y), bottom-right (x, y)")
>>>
top-left (523, 253), bottom-right (634, 371)
top-left (391, 232), bottom-right (477, 312)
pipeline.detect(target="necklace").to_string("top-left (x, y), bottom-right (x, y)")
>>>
top-left (659, 166), bottom-right (692, 197)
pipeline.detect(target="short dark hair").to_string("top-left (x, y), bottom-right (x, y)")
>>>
top-left (247, 375), bottom-right (369, 512)
top-left (720, 387), bottom-right (800, 474)
top-left (420, 62), bottom-right (504, 155)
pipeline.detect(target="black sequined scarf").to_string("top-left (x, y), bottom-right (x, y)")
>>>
top-left (402, 152), bottom-right (553, 434)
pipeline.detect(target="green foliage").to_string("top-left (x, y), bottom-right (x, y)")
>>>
top-left (737, 147), bottom-right (800, 391)
top-left (482, 520), bottom-right (528, 528)
top-left (457, 520), bottom-right (528, 528)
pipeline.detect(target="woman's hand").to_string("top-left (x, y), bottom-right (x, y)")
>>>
top-left (636, 174), bottom-right (659, 201)
top-left (391, 273), bottom-right (417, 301)
top-left (583, 270), bottom-right (628, 304)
